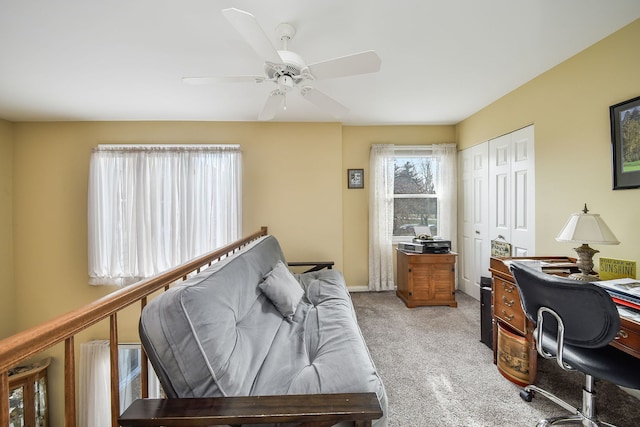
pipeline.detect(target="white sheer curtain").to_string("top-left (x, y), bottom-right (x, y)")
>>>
top-left (88, 145), bottom-right (241, 286)
top-left (79, 341), bottom-right (110, 427)
top-left (433, 143), bottom-right (457, 251)
top-left (79, 341), bottom-right (162, 427)
top-left (368, 144), bottom-right (396, 291)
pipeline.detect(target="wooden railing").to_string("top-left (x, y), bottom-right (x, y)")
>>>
top-left (0, 227), bottom-right (269, 427)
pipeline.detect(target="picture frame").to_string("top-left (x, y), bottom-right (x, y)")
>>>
top-left (610, 95), bottom-right (640, 190)
top-left (347, 169), bottom-right (364, 189)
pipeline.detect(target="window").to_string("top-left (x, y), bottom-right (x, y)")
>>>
top-left (88, 145), bottom-right (241, 286)
top-left (368, 144), bottom-right (456, 291)
top-left (393, 153), bottom-right (439, 239)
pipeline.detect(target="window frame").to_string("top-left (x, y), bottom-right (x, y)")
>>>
top-left (391, 149), bottom-right (440, 243)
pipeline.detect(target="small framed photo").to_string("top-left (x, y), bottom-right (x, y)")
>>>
top-left (611, 95), bottom-right (640, 190)
top-left (347, 169), bottom-right (364, 189)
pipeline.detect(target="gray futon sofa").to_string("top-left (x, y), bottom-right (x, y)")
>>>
top-left (139, 235), bottom-right (387, 426)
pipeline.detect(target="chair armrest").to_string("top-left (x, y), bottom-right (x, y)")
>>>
top-left (288, 261), bottom-right (334, 273)
top-left (118, 392), bottom-right (382, 427)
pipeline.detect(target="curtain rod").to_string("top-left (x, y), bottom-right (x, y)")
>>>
top-left (393, 143), bottom-right (456, 151)
top-left (93, 144), bottom-right (240, 152)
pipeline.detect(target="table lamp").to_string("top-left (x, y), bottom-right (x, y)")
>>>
top-left (555, 204), bottom-right (619, 281)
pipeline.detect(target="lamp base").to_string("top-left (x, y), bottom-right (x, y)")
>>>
top-left (568, 272), bottom-right (599, 282)
top-left (572, 243), bottom-right (599, 283)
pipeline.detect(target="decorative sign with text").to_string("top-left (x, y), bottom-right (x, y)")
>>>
top-left (599, 257), bottom-right (637, 281)
top-left (491, 239), bottom-right (511, 257)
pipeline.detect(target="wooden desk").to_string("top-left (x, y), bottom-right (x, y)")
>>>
top-left (489, 257), bottom-right (640, 386)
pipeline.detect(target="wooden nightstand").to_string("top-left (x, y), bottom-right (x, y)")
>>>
top-left (396, 250), bottom-right (457, 308)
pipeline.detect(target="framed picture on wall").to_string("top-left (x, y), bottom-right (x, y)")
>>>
top-left (347, 169), bottom-right (364, 189)
top-left (611, 95), bottom-right (640, 190)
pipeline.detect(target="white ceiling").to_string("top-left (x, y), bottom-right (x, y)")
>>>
top-left (1, 0), bottom-right (640, 125)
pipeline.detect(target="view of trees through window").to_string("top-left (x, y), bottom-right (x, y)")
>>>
top-left (622, 106), bottom-right (640, 172)
top-left (393, 156), bottom-right (438, 237)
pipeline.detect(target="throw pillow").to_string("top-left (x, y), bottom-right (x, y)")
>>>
top-left (259, 261), bottom-right (304, 320)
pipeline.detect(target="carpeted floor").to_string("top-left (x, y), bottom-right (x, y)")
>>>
top-left (350, 290), bottom-right (640, 427)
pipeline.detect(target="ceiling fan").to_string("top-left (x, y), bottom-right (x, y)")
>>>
top-left (183, 8), bottom-right (382, 121)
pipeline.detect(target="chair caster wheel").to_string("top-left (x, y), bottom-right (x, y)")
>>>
top-left (520, 389), bottom-right (533, 402)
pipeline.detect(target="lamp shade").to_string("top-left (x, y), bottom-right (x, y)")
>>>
top-left (555, 211), bottom-right (619, 245)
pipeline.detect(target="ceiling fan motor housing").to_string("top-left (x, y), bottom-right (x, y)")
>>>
top-left (266, 50), bottom-right (307, 82)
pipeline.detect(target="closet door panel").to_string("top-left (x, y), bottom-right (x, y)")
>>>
top-left (489, 134), bottom-right (511, 243)
top-left (458, 142), bottom-right (488, 300)
top-left (510, 125), bottom-right (535, 255)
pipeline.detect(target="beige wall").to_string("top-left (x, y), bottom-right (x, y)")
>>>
top-left (457, 18), bottom-right (640, 264)
top-left (6, 118), bottom-right (452, 423)
top-left (10, 122), bottom-right (456, 331)
top-left (10, 121), bottom-right (346, 424)
top-left (11, 121), bottom-right (347, 331)
top-left (341, 125), bottom-right (456, 287)
top-left (0, 119), bottom-right (14, 338)
top-left (7, 121), bottom-right (454, 423)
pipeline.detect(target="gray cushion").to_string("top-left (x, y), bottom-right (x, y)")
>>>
top-left (259, 260), bottom-right (304, 320)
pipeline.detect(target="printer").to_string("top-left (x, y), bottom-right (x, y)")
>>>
top-left (398, 238), bottom-right (451, 254)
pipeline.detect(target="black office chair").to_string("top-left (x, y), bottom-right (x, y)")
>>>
top-left (510, 262), bottom-right (640, 427)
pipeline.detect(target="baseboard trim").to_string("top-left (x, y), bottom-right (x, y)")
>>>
top-left (348, 285), bottom-right (372, 293)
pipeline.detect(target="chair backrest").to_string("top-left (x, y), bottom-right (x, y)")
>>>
top-left (510, 262), bottom-right (620, 348)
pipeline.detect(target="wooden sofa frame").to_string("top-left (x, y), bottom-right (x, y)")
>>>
top-left (119, 393), bottom-right (381, 427)
top-left (0, 227), bottom-right (382, 427)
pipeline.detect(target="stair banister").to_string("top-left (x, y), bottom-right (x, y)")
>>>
top-left (0, 227), bottom-right (268, 426)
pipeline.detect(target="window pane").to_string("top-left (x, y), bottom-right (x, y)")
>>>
top-left (393, 198), bottom-right (438, 236)
top-left (394, 157), bottom-right (437, 194)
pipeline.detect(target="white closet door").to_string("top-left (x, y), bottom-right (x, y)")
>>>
top-left (458, 125), bottom-right (535, 301)
top-left (489, 125), bottom-right (535, 257)
top-left (459, 142), bottom-right (489, 300)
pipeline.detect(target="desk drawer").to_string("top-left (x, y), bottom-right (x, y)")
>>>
top-left (493, 277), bottom-right (527, 334)
top-left (611, 325), bottom-right (640, 358)
top-left (496, 322), bottom-right (530, 386)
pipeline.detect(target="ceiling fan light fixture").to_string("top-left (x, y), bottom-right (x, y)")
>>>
top-left (277, 75), bottom-right (294, 92)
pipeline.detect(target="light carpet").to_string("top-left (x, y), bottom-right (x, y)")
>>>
top-left (350, 290), bottom-right (640, 427)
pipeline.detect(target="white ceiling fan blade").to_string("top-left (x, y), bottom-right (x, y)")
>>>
top-left (259, 91), bottom-right (284, 121)
top-left (301, 87), bottom-right (349, 118)
top-left (182, 76), bottom-right (266, 85)
top-left (307, 50), bottom-right (381, 80)
top-left (222, 8), bottom-right (283, 64)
